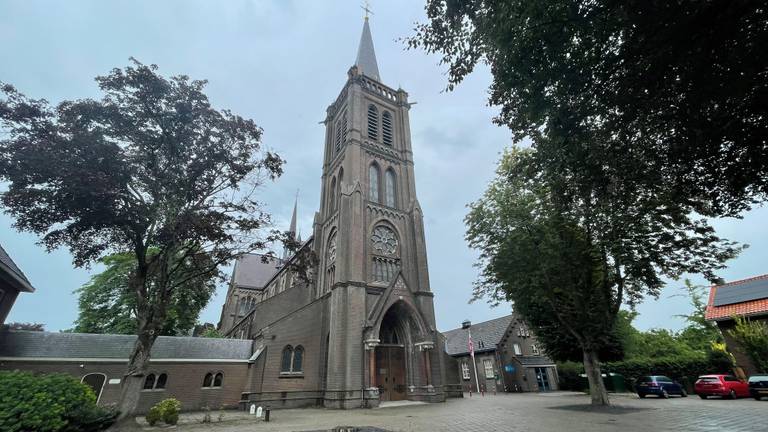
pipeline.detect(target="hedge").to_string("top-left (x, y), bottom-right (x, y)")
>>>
top-left (0, 371), bottom-right (118, 432)
top-left (557, 354), bottom-right (724, 392)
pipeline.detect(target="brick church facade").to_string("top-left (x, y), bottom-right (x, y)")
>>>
top-left (216, 16), bottom-right (450, 409)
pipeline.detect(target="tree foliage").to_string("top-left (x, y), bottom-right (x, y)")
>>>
top-left (1, 322), bottom-right (45, 331)
top-left (466, 148), bottom-right (740, 404)
top-left (0, 59), bottom-right (284, 416)
top-left (72, 251), bottom-right (215, 336)
top-left (409, 0), bottom-right (768, 217)
top-left (729, 316), bottom-right (768, 373)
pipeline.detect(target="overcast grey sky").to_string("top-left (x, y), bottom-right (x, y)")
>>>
top-left (2, 0), bottom-right (766, 333)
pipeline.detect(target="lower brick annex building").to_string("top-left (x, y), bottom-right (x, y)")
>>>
top-left (0, 17), bottom-right (468, 412)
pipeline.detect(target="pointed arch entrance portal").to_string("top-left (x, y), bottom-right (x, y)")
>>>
top-left (373, 300), bottom-right (429, 401)
top-left (376, 306), bottom-right (406, 401)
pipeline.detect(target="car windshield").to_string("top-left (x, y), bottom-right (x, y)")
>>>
top-left (656, 376), bottom-right (673, 383)
top-left (698, 377), bottom-right (720, 382)
top-left (749, 375), bottom-right (768, 382)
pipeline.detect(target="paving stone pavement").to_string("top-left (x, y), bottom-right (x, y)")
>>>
top-left (160, 392), bottom-right (768, 432)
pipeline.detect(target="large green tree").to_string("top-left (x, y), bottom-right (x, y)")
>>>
top-left (0, 60), bottom-right (283, 417)
top-left (409, 0), bottom-right (768, 217)
top-left (466, 148), bottom-right (740, 405)
top-left (72, 251), bottom-right (215, 336)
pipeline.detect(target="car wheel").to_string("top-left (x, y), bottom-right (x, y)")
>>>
top-left (699, 394), bottom-right (707, 399)
top-left (755, 396), bottom-right (762, 401)
top-left (638, 393), bottom-right (646, 399)
top-left (729, 390), bottom-right (737, 400)
top-left (681, 389), bottom-right (688, 397)
top-left (661, 390), bottom-right (669, 399)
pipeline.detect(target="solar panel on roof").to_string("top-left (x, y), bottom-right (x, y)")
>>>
top-left (713, 278), bottom-right (768, 306)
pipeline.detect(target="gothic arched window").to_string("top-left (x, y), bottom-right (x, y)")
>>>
top-left (293, 346), bottom-right (304, 372)
top-left (369, 164), bottom-right (380, 203)
top-left (213, 372), bottom-right (223, 387)
top-left (203, 372), bottom-right (213, 387)
top-left (367, 104), bottom-right (379, 140)
top-left (281, 346), bottom-right (293, 372)
top-left (325, 230), bottom-right (337, 295)
top-left (155, 373), bottom-right (167, 389)
top-left (143, 373), bottom-right (156, 390)
top-left (385, 169), bottom-right (396, 207)
top-left (382, 111), bottom-right (393, 146)
top-left (330, 177), bottom-right (337, 212)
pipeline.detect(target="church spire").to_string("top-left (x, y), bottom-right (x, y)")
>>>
top-left (355, 15), bottom-right (381, 82)
top-left (288, 192), bottom-right (298, 238)
top-left (284, 192), bottom-right (299, 259)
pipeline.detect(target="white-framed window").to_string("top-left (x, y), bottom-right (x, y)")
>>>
top-left (513, 343), bottom-right (522, 356)
top-left (531, 344), bottom-right (540, 355)
top-left (483, 359), bottom-right (495, 378)
top-left (461, 362), bottom-right (470, 380)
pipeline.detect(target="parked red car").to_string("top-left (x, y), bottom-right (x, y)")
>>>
top-left (694, 375), bottom-right (750, 399)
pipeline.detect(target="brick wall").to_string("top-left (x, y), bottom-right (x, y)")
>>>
top-left (0, 360), bottom-right (249, 413)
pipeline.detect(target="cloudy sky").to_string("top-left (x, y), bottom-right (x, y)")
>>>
top-left (2, 0), bottom-right (766, 333)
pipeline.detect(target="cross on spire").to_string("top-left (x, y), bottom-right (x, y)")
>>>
top-left (361, 1), bottom-right (373, 20)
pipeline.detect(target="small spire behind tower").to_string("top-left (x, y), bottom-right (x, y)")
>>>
top-left (355, 5), bottom-right (381, 82)
top-left (283, 191), bottom-right (299, 259)
top-left (289, 190), bottom-right (298, 238)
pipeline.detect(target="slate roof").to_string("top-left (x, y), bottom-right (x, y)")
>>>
top-left (442, 315), bottom-right (514, 356)
top-left (0, 243), bottom-right (35, 292)
top-left (232, 254), bottom-right (281, 290)
top-left (0, 331), bottom-right (253, 360)
top-left (355, 18), bottom-right (381, 82)
top-left (706, 274), bottom-right (768, 321)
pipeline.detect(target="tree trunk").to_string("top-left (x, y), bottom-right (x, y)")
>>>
top-left (583, 348), bottom-right (610, 406)
top-left (116, 326), bottom-right (158, 419)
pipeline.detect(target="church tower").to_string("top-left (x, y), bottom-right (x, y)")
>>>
top-left (313, 17), bottom-right (445, 408)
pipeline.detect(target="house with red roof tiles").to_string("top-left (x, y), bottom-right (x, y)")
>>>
top-left (705, 274), bottom-right (768, 375)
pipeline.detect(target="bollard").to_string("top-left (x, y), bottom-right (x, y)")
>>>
top-left (264, 407), bottom-right (270, 422)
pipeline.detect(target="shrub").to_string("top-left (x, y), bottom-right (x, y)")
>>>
top-left (145, 405), bottom-right (162, 426)
top-left (147, 398), bottom-right (181, 426)
top-left (556, 362), bottom-right (585, 391)
top-left (0, 370), bottom-right (117, 432)
top-left (604, 354), bottom-right (712, 391)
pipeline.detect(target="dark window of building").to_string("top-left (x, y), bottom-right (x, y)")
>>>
top-left (281, 346), bottom-right (293, 372)
top-left (293, 346), bottom-right (304, 372)
top-left (213, 372), bottom-right (223, 387)
top-left (143, 374), bottom-right (155, 390)
top-left (81, 373), bottom-right (106, 402)
top-left (382, 111), bottom-right (393, 145)
top-left (367, 104), bottom-right (379, 139)
top-left (203, 372), bottom-right (213, 387)
top-left (155, 373), bottom-right (167, 389)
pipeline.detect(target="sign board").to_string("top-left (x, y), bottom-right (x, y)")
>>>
top-left (108, 378), bottom-right (121, 385)
top-left (504, 365), bottom-right (515, 373)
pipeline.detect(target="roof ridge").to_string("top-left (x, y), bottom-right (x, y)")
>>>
top-left (715, 273), bottom-right (768, 288)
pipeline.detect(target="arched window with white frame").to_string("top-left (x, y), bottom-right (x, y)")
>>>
top-left (369, 164), bottom-right (380, 203)
top-left (385, 169), bottom-right (396, 207)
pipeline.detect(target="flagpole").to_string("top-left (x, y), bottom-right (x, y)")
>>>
top-left (468, 327), bottom-right (480, 394)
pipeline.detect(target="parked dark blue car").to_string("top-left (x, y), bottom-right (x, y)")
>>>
top-left (636, 375), bottom-right (688, 398)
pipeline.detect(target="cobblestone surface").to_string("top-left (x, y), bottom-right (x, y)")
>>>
top-left (158, 392), bottom-right (768, 432)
